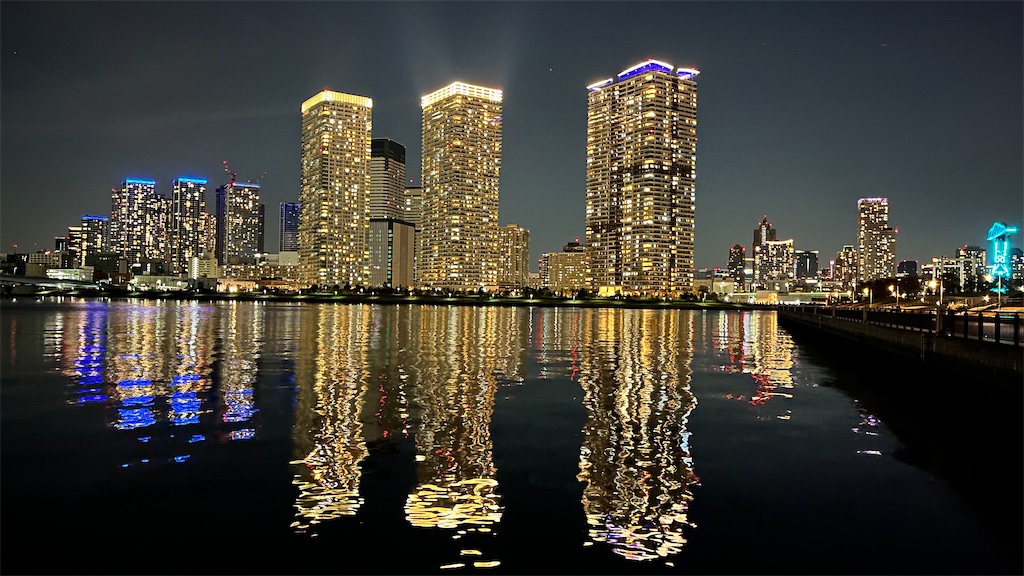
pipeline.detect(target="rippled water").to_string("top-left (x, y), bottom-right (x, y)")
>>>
top-left (1, 298), bottom-right (1018, 574)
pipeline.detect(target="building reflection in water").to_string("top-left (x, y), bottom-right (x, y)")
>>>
top-left (712, 311), bottom-right (795, 419)
top-left (290, 304), bottom-right (371, 533)
top-left (403, 305), bottom-right (521, 570)
top-left (575, 308), bottom-right (700, 562)
top-left (54, 300), bottom-right (218, 462)
top-left (215, 301), bottom-right (263, 440)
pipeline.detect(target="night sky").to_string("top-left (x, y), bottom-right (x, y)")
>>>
top-left (2, 1), bottom-right (1021, 271)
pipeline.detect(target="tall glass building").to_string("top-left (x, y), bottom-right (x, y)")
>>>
top-left (420, 82), bottom-right (503, 292)
top-left (279, 202), bottom-right (300, 253)
top-left (856, 197), bottom-right (897, 282)
top-left (585, 59), bottom-right (699, 297)
top-left (299, 90), bottom-right (373, 289)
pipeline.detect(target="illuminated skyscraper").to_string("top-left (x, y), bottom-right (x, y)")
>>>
top-left (404, 185), bottom-right (424, 285)
top-left (403, 185), bottom-right (424, 230)
top-left (856, 198), bottom-right (897, 282)
top-left (279, 202), bottom-right (300, 253)
top-left (370, 139), bottom-right (406, 220)
top-left (420, 82), bottom-right (503, 291)
top-left (585, 59), bottom-right (699, 297)
top-left (497, 224), bottom-right (530, 292)
top-left (171, 177), bottom-right (208, 275)
top-left (299, 90), bottom-right (373, 289)
top-left (728, 244), bottom-right (745, 290)
top-left (753, 214), bottom-right (777, 255)
top-left (110, 178), bottom-right (157, 265)
top-left (215, 181), bottom-right (262, 267)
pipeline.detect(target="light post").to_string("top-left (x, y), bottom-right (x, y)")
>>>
top-left (928, 278), bottom-right (943, 309)
top-left (863, 286), bottom-right (872, 307)
top-left (889, 284), bottom-right (900, 309)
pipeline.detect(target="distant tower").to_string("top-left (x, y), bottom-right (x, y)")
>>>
top-left (420, 82), bottom-right (503, 291)
top-left (585, 59), bottom-right (699, 297)
top-left (752, 215), bottom-right (778, 290)
top-left (370, 139), bottom-right (406, 220)
top-left (110, 178), bottom-right (157, 265)
top-left (545, 239), bottom-right (588, 296)
top-left (857, 198), bottom-right (897, 282)
top-left (497, 224), bottom-right (530, 291)
top-left (753, 214), bottom-right (777, 256)
top-left (215, 181), bottom-right (262, 267)
top-left (794, 249), bottom-right (819, 280)
top-left (170, 177), bottom-right (208, 275)
top-left (77, 215), bottom-right (110, 267)
top-left (279, 202), bottom-right (300, 252)
top-left (728, 244), bottom-right (746, 289)
top-left (299, 89), bottom-right (373, 289)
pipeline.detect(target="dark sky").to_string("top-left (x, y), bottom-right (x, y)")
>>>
top-left (2, 1), bottom-right (1021, 271)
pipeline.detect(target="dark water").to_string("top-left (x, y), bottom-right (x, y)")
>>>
top-left (0, 298), bottom-right (1019, 575)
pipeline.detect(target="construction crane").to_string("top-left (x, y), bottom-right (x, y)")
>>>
top-left (222, 159), bottom-right (237, 186)
top-left (223, 159), bottom-right (267, 186)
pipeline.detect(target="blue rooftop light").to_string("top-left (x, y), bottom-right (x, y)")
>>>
top-left (82, 215), bottom-right (109, 221)
top-left (175, 177), bottom-right (208, 185)
top-left (617, 59), bottom-right (674, 82)
top-left (677, 68), bottom-right (700, 80)
top-left (124, 178), bottom-right (156, 185)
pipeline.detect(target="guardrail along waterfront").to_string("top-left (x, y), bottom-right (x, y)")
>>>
top-left (777, 306), bottom-right (1023, 381)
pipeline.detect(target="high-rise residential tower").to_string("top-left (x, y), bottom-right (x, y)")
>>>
top-left (171, 177), bottom-right (208, 275)
top-left (215, 181), bottom-right (262, 267)
top-left (420, 82), bottom-right (503, 291)
top-left (73, 215), bottom-right (109, 267)
top-left (279, 202), bottom-right (300, 253)
top-left (110, 178), bottom-right (158, 266)
top-left (584, 59), bottom-right (699, 297)
top-left (497, 224), bottom-right (530, 292)
top-left (370, 139), bottom-right (406, 220)
top-left (299, 90), bottom-right (373, 289)
top-left (856, 197), bottom-right (897, 282)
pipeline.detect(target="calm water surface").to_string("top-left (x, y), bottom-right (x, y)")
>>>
top-left (1, 298), bottom-right (1018, 575)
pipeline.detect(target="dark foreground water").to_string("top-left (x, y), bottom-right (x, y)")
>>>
top-left (1, 298), bottom-right (1020, 575)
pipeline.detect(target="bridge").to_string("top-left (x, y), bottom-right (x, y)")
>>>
top-left (0, 275), bottom-right (102, 292)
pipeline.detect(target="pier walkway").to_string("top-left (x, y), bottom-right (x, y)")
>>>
top-left (777, 305), bottom-right (1023, 383)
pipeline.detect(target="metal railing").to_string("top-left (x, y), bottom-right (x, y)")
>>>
top-left (781, 305), bottom-right (1023, 347)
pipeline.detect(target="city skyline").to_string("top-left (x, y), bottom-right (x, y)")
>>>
top-left (2, 1), bottom-right (1021, 270)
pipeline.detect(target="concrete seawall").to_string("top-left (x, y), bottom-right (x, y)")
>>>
top-left (777, 308), bottom-right (1023, 384)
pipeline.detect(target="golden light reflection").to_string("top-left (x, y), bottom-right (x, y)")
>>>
top-left (575, 308), bottom-right (699, 562)
top-left (711, 311), bottom-right (795, 418)
top-left (403, 305), bottom-right (520, 569)
top-left (291, 304), bottom-right (371, 533)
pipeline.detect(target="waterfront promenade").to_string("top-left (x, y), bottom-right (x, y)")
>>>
top-left (778, 305), bottom-right (1023, 385)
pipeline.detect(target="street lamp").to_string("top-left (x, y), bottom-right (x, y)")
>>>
top-left (927, 277), bottom-right (944, 309)
top-left (863, 286), bottom-right (872, 307)
top-left (889, 284), bottom-right (900, 309)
